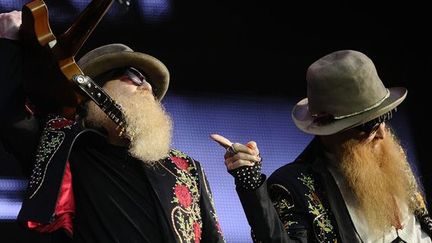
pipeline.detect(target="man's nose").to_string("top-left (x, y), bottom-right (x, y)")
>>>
top-left (138, 80), bottom-right (153, 93)
top-left (373, 122), bottom-right (386, 140)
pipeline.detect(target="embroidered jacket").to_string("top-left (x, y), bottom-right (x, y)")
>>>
top-left (17, 116), bottom-right (225, 243)
top-left (237, 138), bottom-right (432, 242)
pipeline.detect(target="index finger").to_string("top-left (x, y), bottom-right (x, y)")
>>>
top-left (210, 133), bottom-right (233, 149)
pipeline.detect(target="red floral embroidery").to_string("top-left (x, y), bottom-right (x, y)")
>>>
top-left (172, 157), bottom-right (189, 171)
top-left (193, 222), bottom-right (202, 243)
top-left (50, 119), bottom-right (73, 129)
top-left (174, 184), bottom-right (192, 208)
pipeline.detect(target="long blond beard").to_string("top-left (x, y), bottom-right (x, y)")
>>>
top-left (338, 129), bottom-right (418, 234)
top-left (85, 81), bottom-right (173, 164)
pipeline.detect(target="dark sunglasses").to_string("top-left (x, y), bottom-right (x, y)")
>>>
top-left (95, 67), bottom-right (156, 94)
top-left (120, 67), bottom-right (149, 87)
top-left (356, 119), bottom-right (383, 134)
top-left (354, 109), bottom-right (395, 134)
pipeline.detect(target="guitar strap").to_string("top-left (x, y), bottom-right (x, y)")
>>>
top-left (72, 74), bottom-right (126, 135)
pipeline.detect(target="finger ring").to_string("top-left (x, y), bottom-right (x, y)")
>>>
top-left (226, 145), bottom-right (238, 154)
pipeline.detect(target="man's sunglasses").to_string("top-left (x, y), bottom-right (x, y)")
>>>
top-left (95, 67), bottom-right (155, 92)
top-left (120, 67), bottom-right (149, 87)
top-left (354, 109), bottom-right (395, 134)
top-left (356, 119), bottom-right (384, 134)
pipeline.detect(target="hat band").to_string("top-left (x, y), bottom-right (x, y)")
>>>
top-left (312, 89), bottom-right (390, 122)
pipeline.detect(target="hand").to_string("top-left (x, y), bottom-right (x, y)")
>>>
top-left (210, 133), bottom-right (261, 171)
top-left (0, 10), bottom-right (22, 40)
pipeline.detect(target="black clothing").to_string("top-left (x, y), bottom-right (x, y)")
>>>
top-left (0, 39), bottom-right (39, 176)
top-left (70, 133), bottom-right (166, 243)
top-left (237, 139), bottom-right (432, 242)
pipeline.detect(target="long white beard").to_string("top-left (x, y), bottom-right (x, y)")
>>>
top-left (85, 80), bottom-right (173, 164)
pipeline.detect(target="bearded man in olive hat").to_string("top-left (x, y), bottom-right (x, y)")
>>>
top-left (1, 10), bottom-right (224, 243)
top-left (213, 50), bottom-right (431, 242)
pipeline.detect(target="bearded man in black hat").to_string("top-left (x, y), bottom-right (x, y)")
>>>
top-left (212, 50), bottom-right (431, 242)
top-left (1, 10), bottom-right (224, 243)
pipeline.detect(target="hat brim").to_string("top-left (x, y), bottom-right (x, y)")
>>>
top-left (80, 51), bottom-right (169, 100)
top-left (292, 87), bottom-right (407, 135)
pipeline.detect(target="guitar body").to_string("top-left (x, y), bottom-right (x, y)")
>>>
top-left (19, 0), bottom-right (125, 119)
top-left (20, 0), bottom-right (83, 118)
top-left (22, 0), bottom-right (54, 46)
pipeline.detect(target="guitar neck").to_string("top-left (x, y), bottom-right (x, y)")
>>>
top-left (54, 0), bottom-right (114, 59)
top-left (72, 74), bottom-right (126, 133)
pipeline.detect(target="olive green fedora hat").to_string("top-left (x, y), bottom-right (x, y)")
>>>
top-left (78, 43), bottom-right (169, 100)
top-left (292, 50), bottom-right (407, 135)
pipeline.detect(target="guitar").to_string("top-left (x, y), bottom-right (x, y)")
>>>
top-left (19, 0), bottom-right (130, 134)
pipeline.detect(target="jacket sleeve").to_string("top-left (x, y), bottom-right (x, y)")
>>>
top-left (196, 162), bottom-right (226, 243)
top-left (236, 177), bottom-right (308, 243)
top-left (0, 38), bottom-right (40, 176)
top-left (0, 39), bottom-right (23, 115)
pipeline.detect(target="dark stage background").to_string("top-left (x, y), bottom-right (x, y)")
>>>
top-left (1, 0), bottom-right (430, 242)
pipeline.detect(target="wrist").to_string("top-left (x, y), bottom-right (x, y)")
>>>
top-left (229, 162), bottom-right (263, 190)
